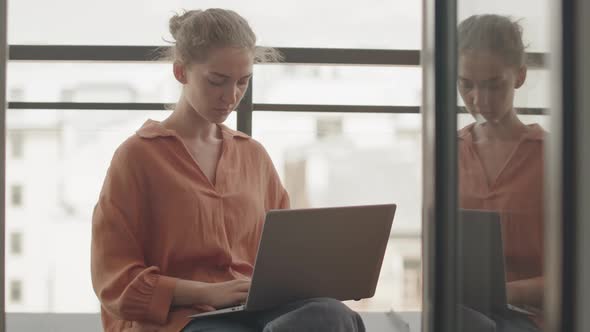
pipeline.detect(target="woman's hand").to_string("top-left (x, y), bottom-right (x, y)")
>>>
top-left (200, 279), bottom-right (251, 309)
top-left (507, 276), bottom-right (544, 308)
top-left (173, 278), bottom-right (251, 309)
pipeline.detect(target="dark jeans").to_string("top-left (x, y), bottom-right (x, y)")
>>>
top-left (182, 297), bottom-right (365, 332)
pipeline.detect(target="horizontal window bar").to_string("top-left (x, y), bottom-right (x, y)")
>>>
top-left (8, 45), bottom-right (415, 65)
top-left (255, 104), bottom-right (418, 113)
top-left (8, 102), bottom-right (167, 110)
top-left (276, 48), bottom-right (419, 65)
top-left (7, 102), bottom-right (415, 113)
top-left (7, 45), bottom-right (546, 67)
top-left (8, 102), bottom-right (548, 115)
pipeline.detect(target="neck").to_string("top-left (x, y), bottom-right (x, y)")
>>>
top-left (163, 96), bottom-right (220, 142)
top-left (474, 109), bottom-right (527, 142)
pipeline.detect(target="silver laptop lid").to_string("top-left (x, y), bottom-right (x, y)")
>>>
top-left (245, 204), bottom-right (396, 311)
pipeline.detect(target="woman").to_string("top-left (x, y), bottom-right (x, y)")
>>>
top-left (457, 14), bottom-right (544, 332)
top-left (91, 8), bottom-right (365, 332)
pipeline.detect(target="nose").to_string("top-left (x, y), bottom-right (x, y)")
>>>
top-left (222, 84), bottom-right (240, 106)
top-left (471, 87), bottom-right (489, 108)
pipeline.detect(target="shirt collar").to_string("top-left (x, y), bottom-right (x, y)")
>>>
top-left (136, 119), bottom-right (250, 140)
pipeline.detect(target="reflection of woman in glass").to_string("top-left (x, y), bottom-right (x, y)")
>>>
top-left (91, 8), bottom-right (365, 332)
top-left (457, 14), bottom-right (544, 331)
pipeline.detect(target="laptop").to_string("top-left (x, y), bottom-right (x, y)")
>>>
top-left (189, 203), bottom-right (396, 319)
top-left (459, 209), bottom-right (537, 316)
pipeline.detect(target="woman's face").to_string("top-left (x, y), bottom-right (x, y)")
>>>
top-left (457, 50), bottom-right (526, 123)
top-left (175, 47), bottom-right (254, 124)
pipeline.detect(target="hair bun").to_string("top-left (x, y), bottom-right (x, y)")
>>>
top-left (169, 10), bottom-right (201, 41)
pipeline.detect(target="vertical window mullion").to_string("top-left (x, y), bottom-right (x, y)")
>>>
top-left (422, 0), bottom-right (459, 331)
top-left (237, 80), bottom-right (253, 135)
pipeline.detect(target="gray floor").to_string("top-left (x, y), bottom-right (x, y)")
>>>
top-left (6, 312), bottom-right (422, 332)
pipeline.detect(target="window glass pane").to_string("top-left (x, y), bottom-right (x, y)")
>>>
top-left (8, 0), bottom-right (421, 49)
top-left (254, 65), bottom-right (422, 106)
top-left (453, 1), bottom-right (550, 330)
top-left (9, 62), bottom-right (426, 107)
top-left (253, 111), bottom-right (422, 311)
top-left (5, 109), bottom-right (236, 312)
top-left (7, 62), bottom-right (179, 103)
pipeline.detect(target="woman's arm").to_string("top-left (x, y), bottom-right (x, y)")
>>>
top-left (507, 276), bottom-right (544, 308)
top-left (172, 279), bottom-right (250, 308)
top-left (92, 148), bottom-right (178, 324)
top-left (93, 146), bottom-right (211, 324)
top-left (93, 146), bottom-right (252, 324)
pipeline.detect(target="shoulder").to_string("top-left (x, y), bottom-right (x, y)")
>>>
top-left (524, 123), bottom-right (547, 142)
top-left (113, 120), bottom-right (175, 164)
top-left (457, 123), bottom-right (476, 149)
top-left (220, 124), bottom-right (272, 159)
top-left (458, 123), bottom-right (476, 140)
top-left (113, 134), bottom-right (151, 162)
top-left (108, 133), bottom-right (160, 177)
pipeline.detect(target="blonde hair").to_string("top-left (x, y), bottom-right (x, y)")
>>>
top-left (164, 8), bottom-right (282, 64)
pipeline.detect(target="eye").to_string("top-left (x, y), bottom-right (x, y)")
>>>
top-left (458, 80), bottom-right (473, 90)
top-left (237, 79), bottom-right (250, 86)
top-left (487, 81), bottom-right (503, 90)
top-left (207, 79), bottom-right (225, 86)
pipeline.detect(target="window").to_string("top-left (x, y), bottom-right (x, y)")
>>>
top-left (9, 131), bottom-right (24, 159)
top-left (9, 280), bottom-right (23, 304)
top-left (254, 112), bottom-right (422, 310)
top-left (10, 232), bottom-right (23, 255)
top-left (403, 258), bottom-right (421, 309)
top-left (253, 65), bottom-right (422, 106)
top-left (7, 3), bottom-right (422, 314)
top-left (8, 87), bottom-right (24, 100)
top-left (11, 184), bottom-right (23, 207)
top-left (7, 62), bottom-right (176, 103)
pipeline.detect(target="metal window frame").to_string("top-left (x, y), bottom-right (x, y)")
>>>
top-left (418, 0), bottom-right (590, 330)
top-left (2, 26), bottom-right (550, 332)
top-left (421, 0), bottom-right (459, 331)
top-left (546, 0), bottom-right (590, 331)
top-left (0, 0), bottom-right (7, 330)
top-left (7, 45), bottom-right (547, 136)
top-left (8, 46), bottom-right (425, 135)
top-left (574, 1), bottom-right (590, 330)
top-left (7, 45), bottom-right (546, 66)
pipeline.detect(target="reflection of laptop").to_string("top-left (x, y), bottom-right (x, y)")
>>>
top-left (189, 204), bottom-right (396, 319)
top-left (459, 209), bottom-right (536, 316)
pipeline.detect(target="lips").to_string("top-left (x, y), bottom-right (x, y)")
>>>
top-left (214, 108), bottom-right (232, 113)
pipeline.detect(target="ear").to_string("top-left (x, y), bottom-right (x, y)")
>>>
top-left (515, 65), bottom-right (527, 89)
top-left (173, 61), bottom-right (188, 84)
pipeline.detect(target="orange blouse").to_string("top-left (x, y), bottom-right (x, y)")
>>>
top-left (458, 123), bottom-right (545, 325)
top-left (91, 120), bottom-right (290, 332)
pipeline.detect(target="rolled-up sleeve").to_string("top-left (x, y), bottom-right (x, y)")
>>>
top-left (91, 147), bottom-right (178, 325)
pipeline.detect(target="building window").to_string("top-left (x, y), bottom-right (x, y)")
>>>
top-left (8, 87), bottom-right (24, 101)
top-left (9, 280), bottom-right (22, 304)
top-left (10, 232), bottom-right (23, 255)
top-left (316, 117), bottom-right (343, 139)
top-left (11, 184), bottom-right (23, 207)
top-left (403, 258), bottom-right (422, 308)
top-left (10, 131), bottom-right (24, 159)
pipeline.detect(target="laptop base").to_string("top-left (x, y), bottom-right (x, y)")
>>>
top-left (189, 304), bottom-right (246, 319)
